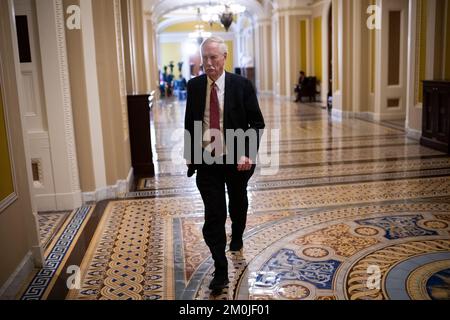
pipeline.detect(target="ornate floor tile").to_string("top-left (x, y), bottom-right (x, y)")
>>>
top-left (37, 212), bottom-right (70, 248)
top-left (26, 98), bottom-right (450, 301)
top-left (293, 224), bottom-right (380, 257)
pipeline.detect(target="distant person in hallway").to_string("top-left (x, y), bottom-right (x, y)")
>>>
top-left (295, 71), bottom-right (318, 102)
top-left (178, 74), bottom-right (187, 91)
top-left (294, 71), bottom-right (306, 102)
top-left (184, 36), bottom-right (265, 295)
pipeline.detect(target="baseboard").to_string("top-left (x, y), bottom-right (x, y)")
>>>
top-left (331, 108), bottom-right (355, 120)
top-left (357, 112), bottom-right (375, 121)
top-left (35, 191), bottom-right (82, 211)
top-left (406, 127), bottom-right (422, 141)
top-left (373, 113), bottom-right (406, 121)
top-left (82, 168), bottom-right (133, 203)
top-left (0, 251), bottom-right (35, 300)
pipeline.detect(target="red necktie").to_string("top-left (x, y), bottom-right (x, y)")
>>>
top-left (210, 82), bottom-right (221, 155)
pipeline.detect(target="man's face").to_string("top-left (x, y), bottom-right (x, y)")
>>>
top-left (201, 42), bottom-right (227, 81)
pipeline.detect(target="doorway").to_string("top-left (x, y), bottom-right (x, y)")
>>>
top-left (13, 0), bottom-right (70, 250)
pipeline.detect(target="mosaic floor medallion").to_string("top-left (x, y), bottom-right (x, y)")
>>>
top-left (24, 97), bottom-right (450, 301)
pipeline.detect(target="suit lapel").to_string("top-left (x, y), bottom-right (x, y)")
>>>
top-left (224, 72), bottom-right (232, 129)
top-left (198, 75), bottom-right (207, 120)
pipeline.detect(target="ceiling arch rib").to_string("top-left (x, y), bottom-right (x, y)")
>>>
top-left (144, 0), bottom-right (267, 21)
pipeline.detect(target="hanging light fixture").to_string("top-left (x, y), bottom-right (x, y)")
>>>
top-left (189, 8), bottom-right (212, 45)
top-left (199, 2), bottom-right (246, 32)
top-left (220, 5), bottom-right (234, 32)
top-left (189, 24), bottom-right (212, 45)
top-left (202, 1), bottom-right (220, 27)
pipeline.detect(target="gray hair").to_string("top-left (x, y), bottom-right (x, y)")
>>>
top-left (200, 36), bottom-right (228, 55)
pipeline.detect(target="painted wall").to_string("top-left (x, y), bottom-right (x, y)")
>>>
top-left (225, 40), bottom-right (234, 73)
top-left (0, 87), bottom-right (14, 202)
top-left (160, 42), bottom-right (182, 74)
top-left (162, 21), bottom-right (225, 33)
top-left (418, 0), bottom-right (427, 103)
top-left (0, 0), bottom-right (40, 294)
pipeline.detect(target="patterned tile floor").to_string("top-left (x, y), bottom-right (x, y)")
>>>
top-left (25, 96), bottom-right (450, 300)
top-left (37, 211), bottom-right (70, 249)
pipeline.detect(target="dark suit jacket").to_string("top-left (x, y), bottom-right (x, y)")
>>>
top-left (184, 72), bottom-right (265, 174)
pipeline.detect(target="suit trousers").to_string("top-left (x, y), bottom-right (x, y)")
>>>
top-left (195, 162), bottom-right (255, 274)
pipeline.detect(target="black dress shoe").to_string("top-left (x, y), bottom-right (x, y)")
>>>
top-left (229, 240), bottom-right (243, 252)
top-left (209, 273), bottom-right (229, 291)
top-left (187, 165), bottom-right (196, 178)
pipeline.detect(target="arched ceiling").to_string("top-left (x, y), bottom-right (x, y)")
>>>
top-left (146, 0), bottom-right (319, 34)
top-left (144, 0), bottom-right (267, 21)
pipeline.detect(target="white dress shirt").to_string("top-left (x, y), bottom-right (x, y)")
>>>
top-left (203, 72), bottom-right (226, 154)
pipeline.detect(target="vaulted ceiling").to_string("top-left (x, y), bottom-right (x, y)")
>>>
top-left (145, 0), bottom-right (318, 33)
top-left (144, 0), bottom-right (267, 19)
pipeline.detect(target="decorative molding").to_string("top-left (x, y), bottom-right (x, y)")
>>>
top-left (54, 0), bottom-right (81, 193)
top-left (0, 193), bottom-right (18, 213)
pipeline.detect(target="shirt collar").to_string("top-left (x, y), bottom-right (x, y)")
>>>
top-left (208, 71), bottom-right (226, 90)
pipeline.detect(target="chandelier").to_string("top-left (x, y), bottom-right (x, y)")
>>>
top-left (200, 2), bottom-right (246, 32)
top-left (188, 24), bottom-right (212, 45)
top-left (188, 8), bottom-right (212, 45)
top-left (219, 5), bottom-right (234, 31)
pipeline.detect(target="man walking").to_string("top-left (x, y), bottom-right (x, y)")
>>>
top-left (184, 37), bottom-right (265, 295)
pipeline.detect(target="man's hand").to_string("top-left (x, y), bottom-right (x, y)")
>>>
top-left (237, 156), bottom-right (253, 171)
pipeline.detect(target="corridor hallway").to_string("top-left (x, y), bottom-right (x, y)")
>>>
top-left (20, 97), bottom-right (450, 300)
